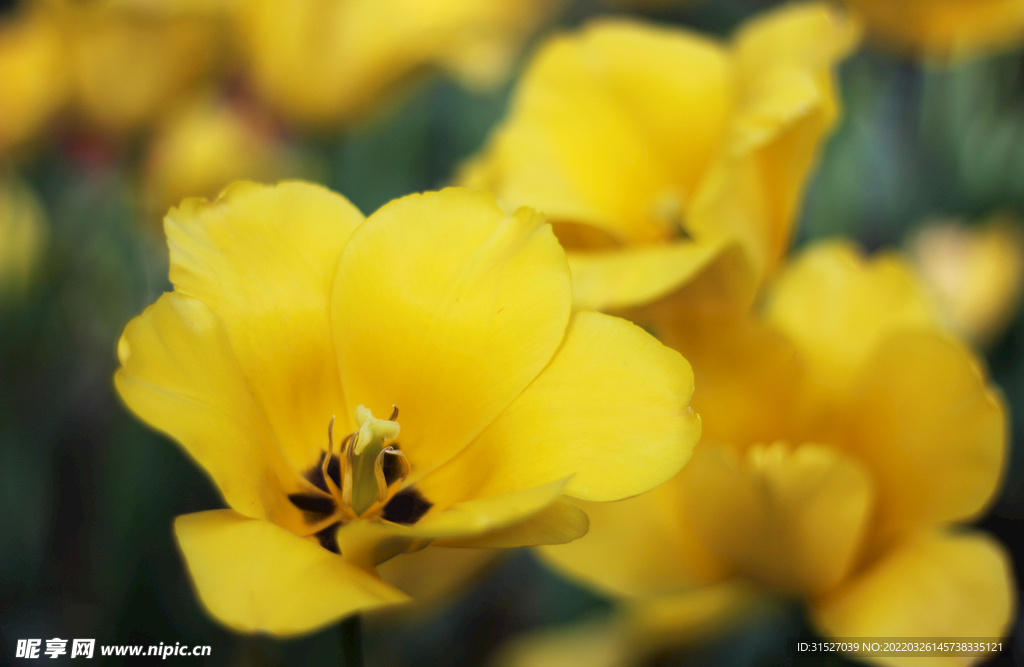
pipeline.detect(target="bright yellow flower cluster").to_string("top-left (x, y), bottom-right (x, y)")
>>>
top-left (540, 242), bottom-right (1013, 664)
top-left (0, 0), bottom-right (218, 148)
top-left (115, 182), bottom-right (700, 634)
top-left (0, 0), bottom-right (555, 154)
top-left (454, 1), bottom-right (1016, 662)
top-left (107, 0), bottom-right (1018, 655)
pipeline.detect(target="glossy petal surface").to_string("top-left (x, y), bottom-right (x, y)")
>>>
top-left (538, 485), bottom-right (723, 598)
top-left (765, 241), bottom-right (938, 396)
top-left (333, 188), bottom-right (571, 477)
top-left (566, 239), bottom-right (733, 312)
top-left (416, 311), bottom-right (699, 504)
top-left (175, 510), bottom-right (409, 636)
top-left (848, 331), bottom-right (1006, 545)
top-left (166, 181), bottom-right (365, 473)
top-left (116, 293), bottom-right (303, 528)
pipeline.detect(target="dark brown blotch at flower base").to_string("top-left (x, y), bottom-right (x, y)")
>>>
top-left (287, 493), bottom-right (336, 522)
top-left (314, 522), bottom-right (342, 554)
top-left (382, 488), bottom-right (432, 525)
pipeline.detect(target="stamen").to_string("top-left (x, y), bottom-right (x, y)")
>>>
top-left (389, 405), bottom-right (399, 421)
top-left (342, 431), bottom-right (357, 510)
top-left (320, 419), bottom-right (343, 498)
top-left (373, 446), bottom-right (410, 503)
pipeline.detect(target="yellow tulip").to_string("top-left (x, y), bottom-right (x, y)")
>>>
top-left (540, 241), bottom-right (1014, 666)
top-left (0, 174), bottom-right (48, 299)
top-left (0, 6), bottom-right (70, 153)
top-left (843, 0), bottom-right (1024, 59)
top-left (56, 0), bottom-right (221, 133)
top-left (460, 3), bottom-right (858, 313)
top-left (114, 182), bottom-right (701, 635)
top-left (144, 97), bottom-right (306, 217)
top-left (231, 0), bottom-right (556, 127)
top-left (908, 217), bottom-right (1024, 346)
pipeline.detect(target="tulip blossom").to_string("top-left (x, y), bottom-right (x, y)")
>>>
top-left (461, 3), bottom-right (858, 313)
top-left (844, 0), bottom-right (1024, 59)
top-left (540, 242), bottom-right (1013, 667)
top-left (115, 182), bottom-right (700, 635)
top-left (231, 0), bottom-right (556, 127)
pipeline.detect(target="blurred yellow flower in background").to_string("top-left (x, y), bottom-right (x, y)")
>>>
top-left (56, 0), bottom-right (222, 134)
top-left (461, 3), bottom-right (858, 313)
top-left (0, 174), bottom-right (48, 299)
top-left (909, 217), bottom-right (1024, 346)
top-left (843, 0), bottom-right (1024, 60)
top-left (0, 5), bottom-right (69, 154)
top-left (540, 241), bottom-right (1014, 666)
top-left (231, 0), bottom-right (557, 128)
top-left (114, 182), bottom-right (701, 635)
top-left (144, 96), bottom-right (307, 218)
top-left (0, 0), bottom-right (221, 149)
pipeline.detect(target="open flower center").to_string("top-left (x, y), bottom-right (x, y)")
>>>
top-left (287, 405), bottom-right (433, 554)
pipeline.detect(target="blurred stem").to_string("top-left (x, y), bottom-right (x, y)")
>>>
top-left (338, 615), bottom-right (363, 667)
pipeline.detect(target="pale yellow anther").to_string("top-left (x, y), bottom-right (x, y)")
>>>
top-left (353, 405), bottom-right (401, 455)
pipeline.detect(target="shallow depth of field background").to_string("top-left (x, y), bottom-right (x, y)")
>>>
top-left (2, 0), bottom-right (1024, 665)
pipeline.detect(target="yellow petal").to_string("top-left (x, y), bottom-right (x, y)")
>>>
top-left (845, 0), bottom-right (1024, 59)
top-left (234, 0), bottom-right (551, 126)
top-left (436, 497), bottom-right (589, 549)
top-left (566, 238), bottom-right (742, 312)
top-left (538, 486), bottom-right (724, 598)
top-left (681, 442), bottom-right (873, 597)
top-left (166, 181), bottom-right (364, 473)
top-left (115, 293), bottom-right (306, 528)
top-left (812, 531), bottom-right (1015, 667)
top-left (332, 188), bottom-right (571, 477)
top-left (848, 331), bottom-right (1006, 546)
top-left (417, 311), bottom-right (700, 504)
top-left (687, 2), bottom-right (858, 283)
top-left (651, 311), bottom-right (802, 448)
top-left (461, 19), bottom-right (731, 245)
top-left (67, 4), bottom-right (216, 132)
top-left (332, 478), bottom-right (575, 569)
top-left (174, 510), bottom-right (409, 636)
top-left (764, 240), bottom-right (939, 397)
